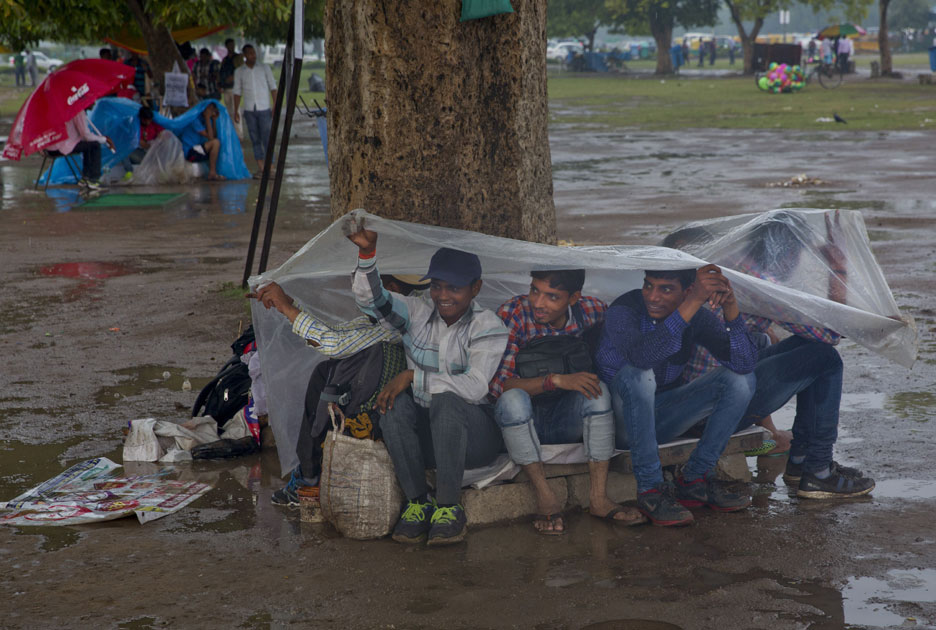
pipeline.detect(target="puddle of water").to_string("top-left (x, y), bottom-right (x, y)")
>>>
top-left (39, 261), bottom-right (135, 280)
top-left (0, 438), bottom-right (86, 501)
top-left (12, 526), bottom-right (83, 552)
top-left (116, 616), bottom-right (162, 630)
top-left (94, 365), bottom-right (212, 406)
top-left (581, 621), bottom-right (683, 630)
top-left (886, 391), bottom-right (935, 423)
top-left (843, 569), bottom-right (936, 628)
top-left (868, 478), bottom-right (936, 500)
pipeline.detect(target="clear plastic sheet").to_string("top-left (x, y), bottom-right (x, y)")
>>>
top-left (250, 209), bottom-right (916, 475)
top-left (132, 130), bottom-right (191, 185)
top-left (659, 208), bottom-right (916, 365)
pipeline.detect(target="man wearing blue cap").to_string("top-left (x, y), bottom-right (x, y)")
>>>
top-left (348, 221), bottom-right (509, 546)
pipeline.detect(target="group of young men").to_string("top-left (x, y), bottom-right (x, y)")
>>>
top-left (253, 214), bottom-right (874, 547)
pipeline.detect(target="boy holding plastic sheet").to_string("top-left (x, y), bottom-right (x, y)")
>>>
top-left (346, 218), bottom-right (508, 546)
top-left (490, 270), bottom-right (646, 535)
top-left (596, 265), bottom-right (757, 526)
top-left (249, 274), bottom-right (429, 506)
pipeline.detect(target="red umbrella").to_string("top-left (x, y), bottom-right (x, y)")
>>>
top-left (2, 59), bottom-right (136, 161)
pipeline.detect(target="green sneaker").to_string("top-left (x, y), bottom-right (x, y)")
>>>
top-left (427, 504), bottom-right (468, 546)
top-left (391, 497), bottom-right (436, 544)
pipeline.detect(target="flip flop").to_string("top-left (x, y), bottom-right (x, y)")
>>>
top-left (533, 512), bottom-right (567, 536)
top-left (594, 506), bottom-right (648, 527)
top-left (744, 439), bottom-right (777, 457)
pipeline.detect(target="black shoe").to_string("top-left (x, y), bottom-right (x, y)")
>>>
top-left (636, 482), bottom-right (694, 526)
top-left (675, 475), bottom-right (751, 512)
top-left (784, 459), bottom-right (864, 484)
top-left (427, 504), bottom-right (468, 546)
top-left (270, 468), bottom-right (309, 507)
top-left (391, 497), bottom-right (436, 544)
top-left (797, 468), bottom-right (875, 499)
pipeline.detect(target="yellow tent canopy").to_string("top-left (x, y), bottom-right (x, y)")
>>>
top-left (104, 24), bottom-right (229, 56)
top-left (0, 44), bottom-right (14, 54)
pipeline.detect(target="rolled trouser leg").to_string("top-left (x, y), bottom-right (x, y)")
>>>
top-left (494, 388), bottom-right (542, 466)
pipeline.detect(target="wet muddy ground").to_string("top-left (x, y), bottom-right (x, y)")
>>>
top-left (1, 109), bottom-right (934, 629)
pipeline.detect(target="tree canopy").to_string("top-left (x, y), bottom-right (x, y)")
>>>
top-left (0, 0), bottom-right (323, 50)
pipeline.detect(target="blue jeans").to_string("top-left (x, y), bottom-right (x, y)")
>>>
top-left (494, 386), bottom-right (614, 466)
top-left (610, 365), bottom-right (755, 492)
top-left (738, 335), bottom-right (843, 474)
top-left (380, 391), bottom-right (503, 505)
top-left (243, 108), bottom-right (273, 162)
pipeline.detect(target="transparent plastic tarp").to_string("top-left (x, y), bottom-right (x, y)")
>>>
top-left (41, 97), bottom-right (250, 185)
top-left (250, 209), bottom-right (916, 475)
top-left (132, 130), bottom-right (191, 185)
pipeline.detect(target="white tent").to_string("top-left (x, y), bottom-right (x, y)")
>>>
top-left (250, 209), bottom-right (916, 475)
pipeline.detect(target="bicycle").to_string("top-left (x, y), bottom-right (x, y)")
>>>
top-left (804, 59), bottom-right (843, 88)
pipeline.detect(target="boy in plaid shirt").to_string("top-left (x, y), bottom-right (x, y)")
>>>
top-left (490, 270), bottom-right (645, 535)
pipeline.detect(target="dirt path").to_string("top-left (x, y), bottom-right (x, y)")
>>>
top-left (0, 117), bottom-right (934, 629)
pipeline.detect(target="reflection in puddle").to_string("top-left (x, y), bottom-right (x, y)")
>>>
top-left (886, 391), bottom-right (935, 423)
top-left (94, 365), bottom-right (211, 406)
top-left (40, 261), bottom-right (135, 280)
top-left (13, 526), bottom-right (83, 552)
top-left (582, 621), bottom-right (683, 630)
top-left (869, 478), bottom-right (936, 500)
top-left (843, 569), bottom-right (936, 628)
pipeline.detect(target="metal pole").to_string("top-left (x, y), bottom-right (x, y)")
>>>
top-left (241, 10), bottom-right (295, 288)
top-left (256, 52), bottom-right (303, 275)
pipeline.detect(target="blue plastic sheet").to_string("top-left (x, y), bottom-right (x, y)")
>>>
top-left (41, 97), bottom-right (250, 184)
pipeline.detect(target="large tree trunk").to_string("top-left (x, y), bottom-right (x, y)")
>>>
top-left (878, 0), bottom-right (893, 75)
top-left (325, 0), bottom-right (556, 243)
top-left (650, 18), bottom-right (674, 75)
top-left (125, 0), bottom-right (192, 102)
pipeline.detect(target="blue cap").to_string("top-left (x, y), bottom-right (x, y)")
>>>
top-left (420, 248), bottom-right (482, 288)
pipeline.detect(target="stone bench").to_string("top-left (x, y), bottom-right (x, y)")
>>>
top-left (462, 427), bottom-right (767, 525)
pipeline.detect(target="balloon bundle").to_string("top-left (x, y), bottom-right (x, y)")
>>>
top-left (757, 62), bottom-right (805, 93)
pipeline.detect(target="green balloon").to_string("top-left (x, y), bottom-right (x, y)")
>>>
top-left (758, 77), bottom-right (769, 91)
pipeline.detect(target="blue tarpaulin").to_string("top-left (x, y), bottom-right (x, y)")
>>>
top-left (41, 97), bottom-right (250, 185)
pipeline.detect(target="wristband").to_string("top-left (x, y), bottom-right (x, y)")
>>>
top-left (358, 249), bottom-right (376, 260)
top-left (543, 374), bottom-right (556, 392)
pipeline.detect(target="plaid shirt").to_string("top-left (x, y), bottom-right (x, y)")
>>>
top-left (291, 311), bottom-right (399, 359)
top-left (352, 254), bottom-right (508, 407)
top-left (489, 295), bottom-right (607, 399)
top-left (683, 266), bottom-right (841, 383)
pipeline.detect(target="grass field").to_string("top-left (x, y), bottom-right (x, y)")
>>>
top-left (1, 53), bottom-right (933, 130)
top-left (547, 73), bottom-right (936, 130)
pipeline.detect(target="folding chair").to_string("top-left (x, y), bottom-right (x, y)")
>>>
top-left (35, 150), bottom-right (82, 190)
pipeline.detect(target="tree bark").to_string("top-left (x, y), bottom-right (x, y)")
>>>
top-left (125, 0), bottom-right (192, 103)
top-left (649, 16), bottom-right (674, 75)
top-left (878, 0), bottom-right (893, 75)
top-left (324, 0), bottom-right (556, 243)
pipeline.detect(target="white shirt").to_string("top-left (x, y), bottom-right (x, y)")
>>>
top-left (837, 38), bottom-right (853, 54)
top-left (232, 63), bottom-right (276, 112)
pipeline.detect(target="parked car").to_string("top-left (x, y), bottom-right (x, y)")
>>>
top-left (7, 51), bottom-right (64, 72)
top-left (547, 42), bottom-right (584, 62)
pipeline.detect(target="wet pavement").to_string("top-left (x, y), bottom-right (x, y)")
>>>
top-left (1, 108), bottom-right (935, 628)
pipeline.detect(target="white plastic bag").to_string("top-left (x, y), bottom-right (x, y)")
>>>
top-left (133, 130), bottom-right (192, 185)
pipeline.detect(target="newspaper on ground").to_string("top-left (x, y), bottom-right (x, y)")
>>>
top-left (0, 457), bottom-right (211, 526)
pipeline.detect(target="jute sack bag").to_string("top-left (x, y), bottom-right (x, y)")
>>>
top-left (320, 409), bottom-right (403, 540)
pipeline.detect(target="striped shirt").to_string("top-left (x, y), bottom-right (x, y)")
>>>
top-left (489, 295), bottom-right (607, 399)
top-left (290, 311), bottom-right (399, 359)
top-left (352, 254), bottom-right (509, 407)
top-left (595, 290), bottom-right (757, 390)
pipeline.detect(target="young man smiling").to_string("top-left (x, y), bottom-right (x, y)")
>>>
top-left (348, 222), bottom-right (508, 546)
top-left (491, 270), bottom-right (645, 534)
top-left (596, 265), bottom-right (757, 526)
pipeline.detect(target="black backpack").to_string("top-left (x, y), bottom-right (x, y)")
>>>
top-left (191, 326), bottom-right (256, 424)
top-left (514, 306), bottom-right (602, 401)
top-left (191, 354), bottom-right (252, 424)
